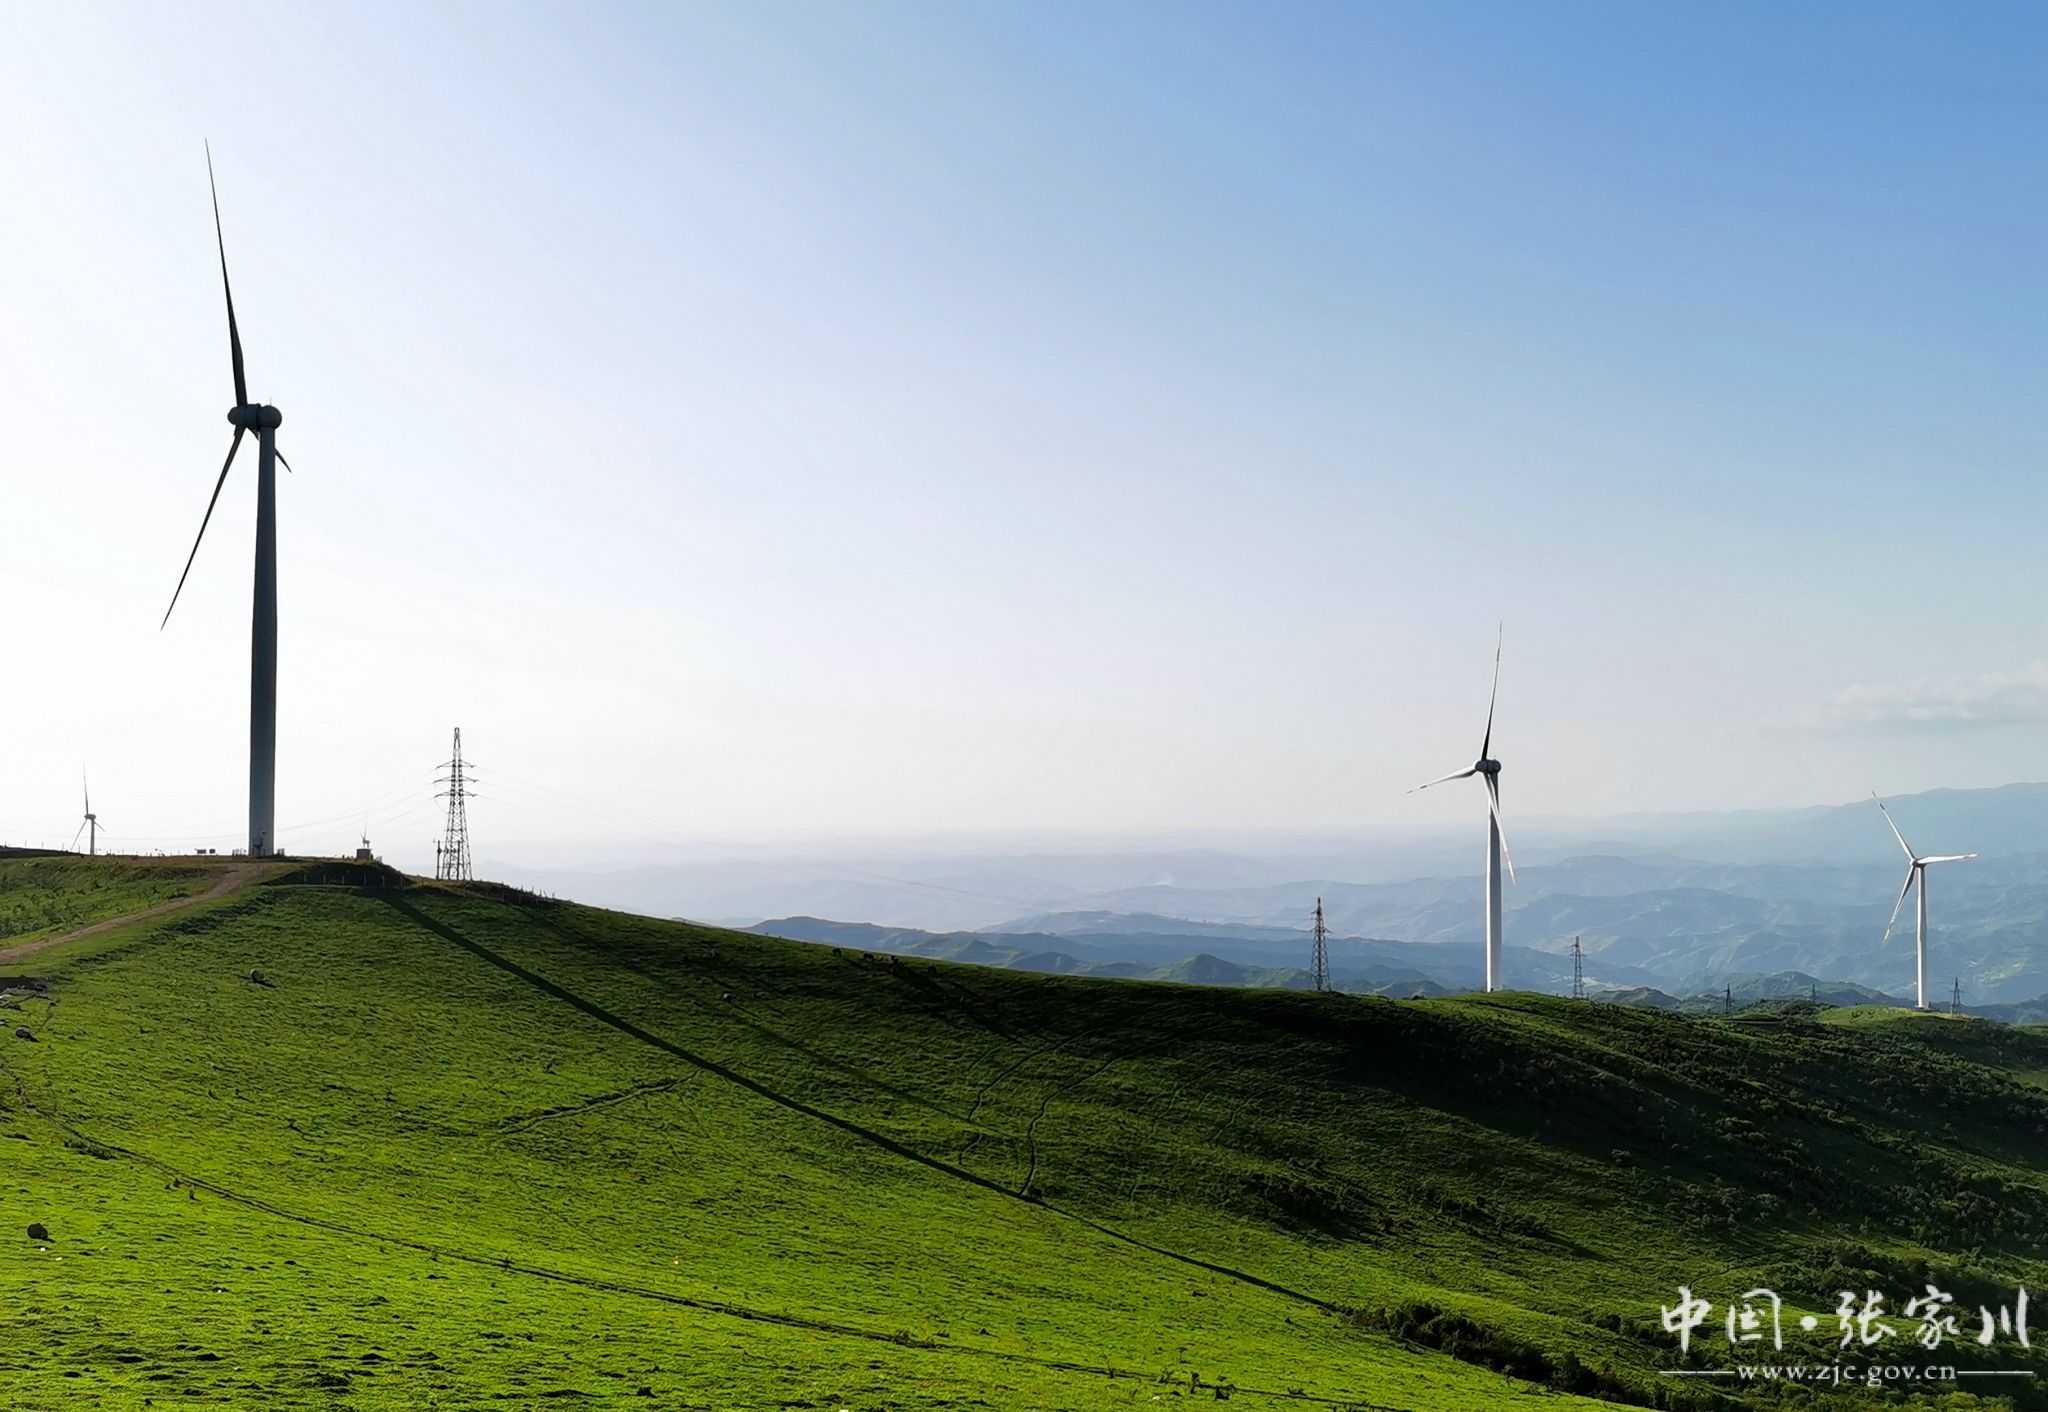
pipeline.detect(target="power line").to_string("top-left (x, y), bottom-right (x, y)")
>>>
top-left (435, 727), bottom-right (473, 883)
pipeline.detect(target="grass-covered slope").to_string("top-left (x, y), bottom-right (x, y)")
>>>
top-left (0, 856), bottom-right (224, 947)
top-left (6, 860), bottom-right (2048, 1408)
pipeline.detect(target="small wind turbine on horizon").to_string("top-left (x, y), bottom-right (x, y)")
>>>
top-left (1411, 627), bottom-right (1515, 993)
top-left (1873, 792), bottom-right (1976, 1011)
top-left (71, 773), bottom-right (101, 857)
top-left (161, 146), bottom-right (303, 859)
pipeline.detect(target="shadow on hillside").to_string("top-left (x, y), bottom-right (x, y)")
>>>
top-left (375, 893), bottom-right (1339, 1317)
top-left (531, 909), bottom-right (792, 1017)
top-left (839, 947), bottom-right (1020, 1038)
top-left (378, 894), bottom-right (968, 1166)
top-left (1242, 996), bottom-right (1886, 1268)
top-left (524, 909), bottom-right (975, 1123)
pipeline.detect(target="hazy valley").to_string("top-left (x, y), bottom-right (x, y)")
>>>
top-left (502, 783), bottom-right (2048, 1010)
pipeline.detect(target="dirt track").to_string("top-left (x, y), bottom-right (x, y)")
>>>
top-left (0, 864), bottom-right (269, 965)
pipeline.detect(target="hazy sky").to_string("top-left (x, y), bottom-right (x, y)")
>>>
top-left (4, 1), bottom-right (2047, 873)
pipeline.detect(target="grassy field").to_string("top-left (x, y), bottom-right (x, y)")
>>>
top-left (0, 857), bottom-right (220, 945)
top-left (4, 858), bottom-right (2048, 1408)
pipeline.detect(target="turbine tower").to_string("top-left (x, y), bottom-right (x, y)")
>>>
top-left (162, 147), bottom-right (300, 859)
top-left (1873, 793), bottom-right (1976, 1011)
top-left (1412, 627), bottom-right (1515, 992)
top-left (71, 774), bottom-right (100, 857)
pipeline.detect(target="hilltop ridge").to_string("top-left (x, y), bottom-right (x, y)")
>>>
top-left (6, 856), bottom-right (2048, 1407)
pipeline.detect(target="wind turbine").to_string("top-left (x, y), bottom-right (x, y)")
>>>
top-left (161, 146), bottom-right (299, 858)
top-left (1873, 793), bottom-right (1976, 1011)
top-left (1412, 628), bottom-right (1515, 992)
top-left (71, 774), bottom-right (100, 857)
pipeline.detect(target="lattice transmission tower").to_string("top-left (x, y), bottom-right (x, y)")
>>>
top-left (1570, 935), bottom-right (1585, 1000)
top-left (1310, 897), bottom-right (1330, 993)
top-left (1951, 976), bottom-right (1962, 1017)
top-left (434, 727), bottom-right (473, 882)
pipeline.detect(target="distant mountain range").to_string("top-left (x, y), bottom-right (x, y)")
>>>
top-left (1015, 851), bottom-right (2048, 1001)
top-left (748, 917), bottom-right (2004, 1018)
top-left (746, 915), bottom-right (1925, 1006)
top-left (746, 913), bottom-right (1618, 995)
top-left (505, 783), bottom-right (2048, 1004)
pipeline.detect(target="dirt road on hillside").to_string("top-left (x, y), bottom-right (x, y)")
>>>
top-left (0, 864), bottom-right (270, 966)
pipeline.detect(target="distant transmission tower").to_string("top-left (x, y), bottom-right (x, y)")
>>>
top-left (434, 727), bottom-right (473, 882)
top-left (1951, 976), bottom-right (1962, 1017)
top-left (1724, 983), bottom-right (1733, 1015)
top-left (1570, 935), bottom-right (1585, 1000)
top-left (1310, 897), bottom-right (1331, 993)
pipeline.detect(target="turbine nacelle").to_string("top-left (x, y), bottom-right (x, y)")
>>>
top-left (1476, 758), bottom-right (1501, 776)
top-left (227, 405), bottom-right (283, 430)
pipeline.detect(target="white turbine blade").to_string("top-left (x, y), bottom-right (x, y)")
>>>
top-left (1871, 793), bottom-right (1915, 862)
top-left (1409, 766), bottom-right (1478, 793)
top-left (1920, 853), bottom-right (1976, 865)
top-left (1485, 774), bottom-right (1516, 883)
top-left (1880, 865), bottom-right (1918, 948)
top-left (1480, 623), bottom-right (1502, 759)
top-left (69, 820), bottom-right (86, 851)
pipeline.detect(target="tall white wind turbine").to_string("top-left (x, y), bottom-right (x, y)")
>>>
top-left (161, 147), bottom-right (302, 858)
top-left (1873, 793), bottom-right (1976, 1011)
top-left (1412, 628), bottom-right (1516, 992)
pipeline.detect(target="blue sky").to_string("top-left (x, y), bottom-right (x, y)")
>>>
top-left (3, 2), bottom-right (2046, 869)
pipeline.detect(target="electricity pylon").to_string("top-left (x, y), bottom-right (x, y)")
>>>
top-left (1311, 897), bottom-right (1330, 993)
top-left (434, 727), bottom-right (473, 882)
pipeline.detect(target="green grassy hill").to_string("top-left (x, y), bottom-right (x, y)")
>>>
top-left (0, 857), bottom-right (225, 947)
top-left (6, 859), bottom-right (2048, 1409)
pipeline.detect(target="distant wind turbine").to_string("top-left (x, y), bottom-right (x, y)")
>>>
top-left (1412, 627), bottom-right (1515, 993)
top-left (71, 773), bottom-right (100, 857)
top-left (1873, 792), bottom-right (1976, 1011)
top-left (161, 146), bottom-right (302, 858)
